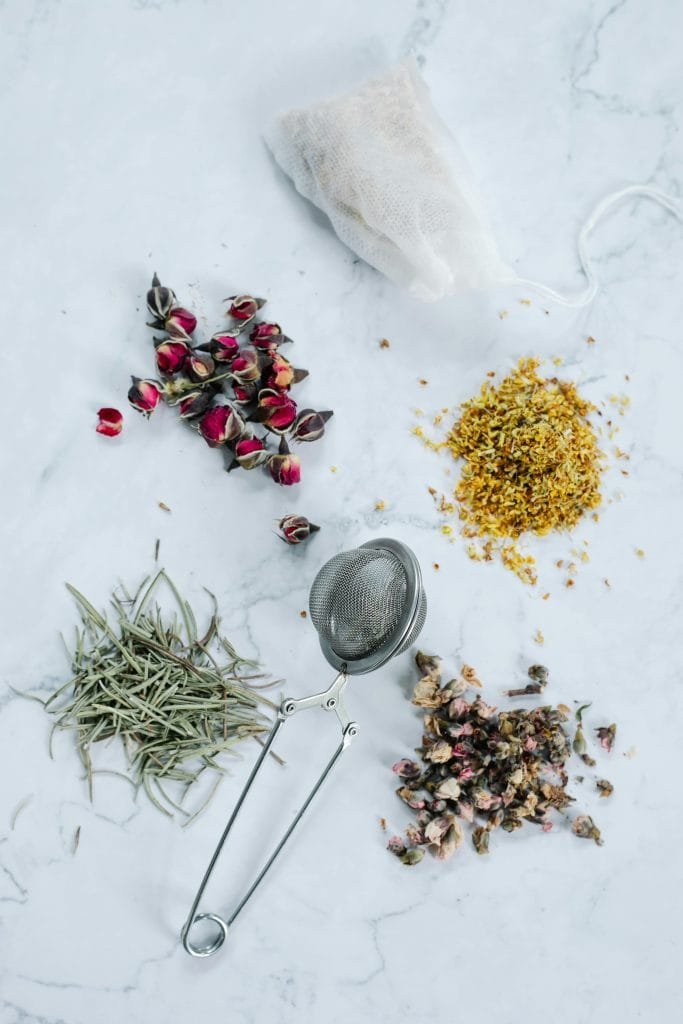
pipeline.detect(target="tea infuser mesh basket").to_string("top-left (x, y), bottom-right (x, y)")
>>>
top-left (181, 538), bottom-right (426, 957)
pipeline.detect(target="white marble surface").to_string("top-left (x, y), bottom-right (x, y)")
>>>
top-left (2, 1), bottom-right (683, 1021)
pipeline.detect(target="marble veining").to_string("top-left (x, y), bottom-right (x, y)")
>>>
top-left (1, 0), bottom-right (683, 1022)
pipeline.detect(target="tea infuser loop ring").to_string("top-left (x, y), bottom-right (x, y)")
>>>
top-left (181, 539), bottom-right (426, 957)
top-left (183, 913), bottom-right (229, 958)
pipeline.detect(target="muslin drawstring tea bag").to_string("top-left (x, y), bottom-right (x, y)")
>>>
top-left (266, 60), bottom-right (681, 304)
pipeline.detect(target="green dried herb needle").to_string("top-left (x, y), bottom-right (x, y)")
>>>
top-left (45, 570), bottom-right (275, 820)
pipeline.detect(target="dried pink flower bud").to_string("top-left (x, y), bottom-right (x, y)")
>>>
top-left (292, 409), bottom-right (333, 443)
top-left (146, 273), bottom-right (175, 321)
top-left (177, 390), bottom-right (212, 420)
top-left (392, 759), bottom-right (421, 780)
top-left (264, 354), bottom-right (301, 389)
top-left (228, 295), bottom-right (266, 321)
top-left (199, 404), bottom-right (244, 447)
top-left (165, 306), bottom-right (197, 338)
top-left (268, 439), bottom-right (301, 486)
top-left (277, 515), bottom-right (320, 545)
top-left (257, 389), bottom-right (297, 433)
top-left (230, 348), bottom-right (261, 384)
top-left (155, 339), bottom-right (190, 375)
top-left (186, 353), bottom-right (215, 383)
top-left (96, 407), bottom-right (123, 437)
top-left (250, 322), bottom-right (284, 349)
top-left (128, 377), bottom-right (163, 416)
top-left (233, 382), bottom-right (258, 406)
top-left (208, 332), bottom-right (239, 363)
top-left (233, 436), bottom-right (269, 469)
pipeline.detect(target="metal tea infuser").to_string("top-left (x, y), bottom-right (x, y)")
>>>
top-left (181, 538), bottom-right (426, 957)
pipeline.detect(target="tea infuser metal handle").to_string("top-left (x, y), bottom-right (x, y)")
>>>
top-left (181, 671), bottom-right (357, 958)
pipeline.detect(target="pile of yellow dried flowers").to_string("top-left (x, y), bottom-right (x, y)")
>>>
top-left (435, 358), bottom-right (605, 584)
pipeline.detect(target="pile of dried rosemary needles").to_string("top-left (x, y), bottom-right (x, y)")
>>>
top-left (43, 570), bottom-right (275, 823)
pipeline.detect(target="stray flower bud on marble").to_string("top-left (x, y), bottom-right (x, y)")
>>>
top-left (128, 377), bottom-right (163, 416)
top-left (277, 514), bottom-right (320, 544)
top-left (96, 407), bottom-right (123, 437)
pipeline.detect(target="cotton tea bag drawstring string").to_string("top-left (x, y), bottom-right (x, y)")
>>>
top-left (515, 184), bottom-right (683, 308)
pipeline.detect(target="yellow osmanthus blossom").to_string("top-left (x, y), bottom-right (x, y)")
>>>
top-left (445, 358), bottom-right (605, 584)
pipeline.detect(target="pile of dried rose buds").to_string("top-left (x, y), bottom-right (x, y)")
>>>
top-left (387, 653), bottom-right (613, 865)
top-left (127, 275), bottom-right (333, 486)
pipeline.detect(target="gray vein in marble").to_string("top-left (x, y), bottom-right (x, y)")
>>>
top-left (399, 0), bottom-right (452, 65)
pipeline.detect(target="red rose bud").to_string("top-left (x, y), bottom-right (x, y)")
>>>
top-left (208, 332), bottom-right (239, 363)
top-left (228, 295), bottom-right (266, 321)
top-left (268, 449), bottom-right (301, 486)
top-left (165, 306), bottom-right (197, 338)
top-left (278, 514), bottom-right (320, 545)
top-left (96, 407), bottom-right (123, 437)
top-left (233, 382), bottom-right (257, 406)
top-left (257, 389), bottom-right (298, 433)
top-left (155, 339), bottom-right (190, 375)
top-left (178, 390), bottom-right (212, 420)
top-left (186, 353), bottom-right (215, 383)
top-left (293, 408), bottom-right (333, 442)
top-left (199, 404), bottom-right (244, 447)
top-left (128, 377), bottom-right (163, 416)
top-left (266, 353), bottom-right (295, 391)
top-left (230, 348), bottom-right (261, 384)
top-left (146, 273), bottom-right (175, 321)
top-left (250, 322), bottom-right (283, 349)
top-left (234, 436), bottom-right (269, 469)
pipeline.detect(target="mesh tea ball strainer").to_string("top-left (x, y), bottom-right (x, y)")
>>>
top-left (181, 538), bottom-right (426, 957)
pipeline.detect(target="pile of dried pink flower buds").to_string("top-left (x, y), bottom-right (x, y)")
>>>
top-left (128, 275), bottom-right (333, 486)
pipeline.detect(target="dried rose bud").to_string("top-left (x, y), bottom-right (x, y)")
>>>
top-left (199, 404), bottom-right (244, 447)
top-left (595, 724), bottom-right (616, 753)
top-left (186, 353), bottom-right (215, 383)
top-left (292, 409), bottom-right (333, 443)
top-left (571, 814), bottom-right (603, 845)
top-left (165, 306), bottom-right (197, 338)
top-left (268, 439), bottom-right (301, 486)
top-left (233, 436), bottom-right (269, 470)
top-left (233, 382), bottom-right (258, 406)
top-left (146, 273), bottom-right (175, 321)
top-left (277, 515), bottom-right (320, 545)
top-left (266, 354), bottom-right (295, 390)
top-left (257, 389), bottom-right (298, 433)
top-left (177, 390), bottom-right (212, 420)
top-left (128, 377), bottom-right (163, 416)
top-left (96, 407), bottom-right (123, 437)
top-left (155, 339), bottom-right (191, 375)
top-left (231, 348), bottom-right (261, 384)
top-left (208, 332), bottom-right (239, 363)
top-left (250, 322), bottom-right (283, 349)
top-left (392, 759), bottom-right (421, 780)
top-left (228, 295), bottom-right (266, 321)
